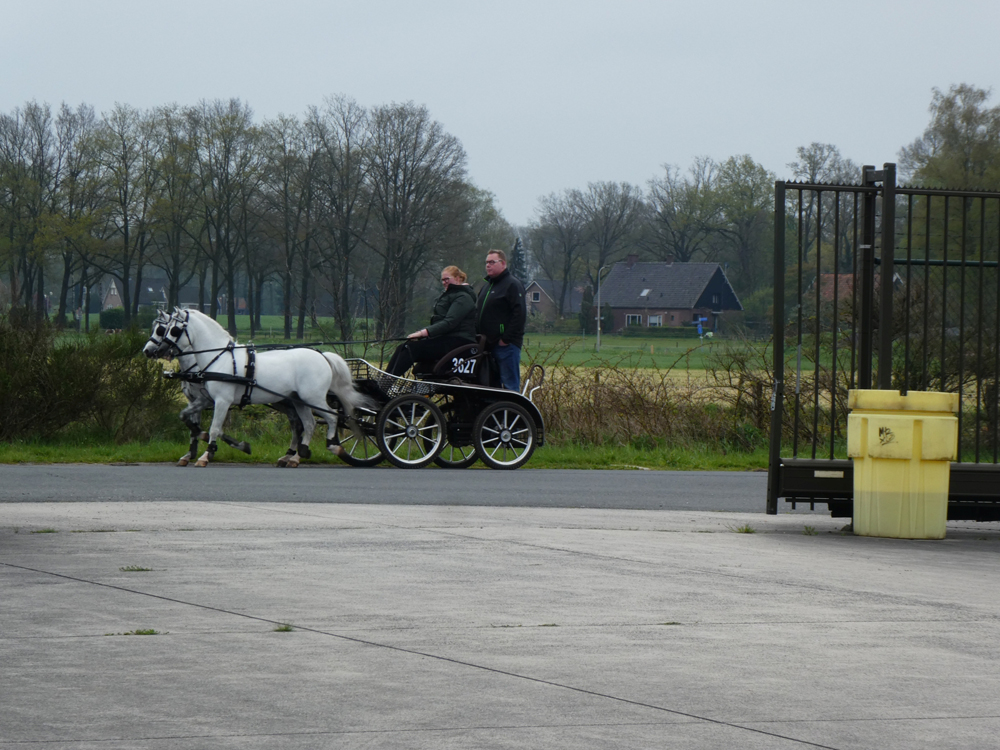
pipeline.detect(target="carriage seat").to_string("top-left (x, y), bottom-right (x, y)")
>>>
top-left (411, 335), bottom-right (494, 386)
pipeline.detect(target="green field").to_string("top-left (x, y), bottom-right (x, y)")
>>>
top-left (155, 316), bottom-right (753, 372)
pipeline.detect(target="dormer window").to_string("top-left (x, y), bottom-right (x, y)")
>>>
top-left (640, 289), bottom-right (651, 297)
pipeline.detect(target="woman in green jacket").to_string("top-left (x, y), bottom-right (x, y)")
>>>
top-left (385, 266), bottom-right (477, 376)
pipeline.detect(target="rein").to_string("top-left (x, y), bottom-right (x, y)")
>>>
top-left (169, 338), bottom-right (409, 356)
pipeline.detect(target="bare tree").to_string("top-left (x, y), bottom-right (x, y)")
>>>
top-left (146, 104), bottom-right (202, 310)
top-left (643, 157), bottom-right (718, 265)
top-left (787, 143), bottom-right (860, 272)
top-left (574, 180), bottom-right (644, 291)
top-left (365, 101), bottom-right (469, 337)
top-left (529, 190), bottom-right (586, 316)
top-left (307, 96), bottom-right (373, 339)
top-left (189, 99), bottom-right (260, 334)
top-left (53, 103), bottom-right (105, 330)
top-left (0, 102), bottom-right (61, 316)
top-left (259, 113), bottom-right (318, 338)
top-left (90, 103), bottom-right (160, 324)
top-left (713, 154), bottom-right (775, 294)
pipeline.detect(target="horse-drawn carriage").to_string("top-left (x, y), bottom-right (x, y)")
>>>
top-left (143, 308), bottom-right (544, 470)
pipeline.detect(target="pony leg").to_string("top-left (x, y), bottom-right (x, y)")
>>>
top-left (179, 432), bottom-right (199, 467)
top-left (195, 441), bottom-right (218, 467)
top-left (198, 394), bottom-right (233, 467)
top-left (283, 405), bottom-right (316, 468)
top-left (325, 409), bottom-right (345, 456)
top-left (277, 408), bottom-right (304, 467)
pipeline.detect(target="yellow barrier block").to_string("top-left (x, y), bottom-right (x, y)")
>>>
top-left (846, 390), bottom-right (959, 539)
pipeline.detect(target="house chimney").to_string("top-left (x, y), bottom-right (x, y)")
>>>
top-left (626, 254), bottom-right (638, 268)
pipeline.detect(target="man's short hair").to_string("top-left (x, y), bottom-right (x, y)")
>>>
top-left (486, 249), bottom-right (507, 264)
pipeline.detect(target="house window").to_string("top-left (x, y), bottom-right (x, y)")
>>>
top-left (640, 288), bottom-right (651, 297)
top-left (626, 314), bottom-right (641, 326)
top-left (712, 293), bottom-right (720, 305)
top-left (648, 315), bottom-right (662, 327)
top-left (531, 291), bottom-right (540, 303)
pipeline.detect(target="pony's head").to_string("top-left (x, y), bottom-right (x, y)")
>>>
top-left (142, 308), bottom-right (190, 360)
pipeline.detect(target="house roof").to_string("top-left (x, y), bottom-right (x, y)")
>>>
top-left (525, 279), bottom-right (585, 314)
top-left (599, 261), bottom-right (742, 310)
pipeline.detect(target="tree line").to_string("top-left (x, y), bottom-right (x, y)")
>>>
top-left (0, 96), bottom-right (516, 338)
top-left (2, 84), bottom-right (997, 338)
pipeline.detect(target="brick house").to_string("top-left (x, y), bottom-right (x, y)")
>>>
top-left (525, 279), bottom-right (584, 322)
top-left (599, 257), bottom-right (742, 332)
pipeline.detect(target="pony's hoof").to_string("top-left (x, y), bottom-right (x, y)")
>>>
top-left (286, 456), bottom-right (301, 468)
top-left (195, 452), bottom-right (211, 467)
top-left (177, 456), bottom-right (190, 467)
top-left (329, 444), bottom-right (345, 457)
top-left (276, 455), bottom-right (290, 467)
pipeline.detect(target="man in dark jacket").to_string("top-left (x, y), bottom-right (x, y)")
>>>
top-left (476, 249), bottom-right (526, 391)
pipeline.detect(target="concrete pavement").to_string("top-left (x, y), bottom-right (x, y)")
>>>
top-left (3, 500), bottom-right (1000, 749)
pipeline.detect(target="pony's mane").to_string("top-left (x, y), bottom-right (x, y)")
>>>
top-left (181, 308), bottom-right (234, 341)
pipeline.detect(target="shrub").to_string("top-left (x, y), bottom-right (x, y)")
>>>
top-left (524, 342), bottom-right (729, 447)
top-left (0, 312), bottom-right (180, 443)
top-left (100, 308), bottom-right (125, 330)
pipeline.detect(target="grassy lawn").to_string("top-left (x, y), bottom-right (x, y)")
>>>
top-left (181, 317), bottom-right (753, 372)
top-left (0, 436), bottom-right (769, 471)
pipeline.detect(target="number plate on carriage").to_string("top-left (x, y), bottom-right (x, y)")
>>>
top-left (451, 357), bottom-right (477, 375)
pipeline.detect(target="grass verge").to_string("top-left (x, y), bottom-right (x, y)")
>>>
top-left (0, 436), bottom-right (769, 471)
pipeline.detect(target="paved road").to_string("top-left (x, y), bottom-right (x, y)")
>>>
top-left (0, 464), bottom-right (805, 513)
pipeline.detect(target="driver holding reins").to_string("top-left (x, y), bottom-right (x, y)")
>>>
top-left (385, 265), bottom-right (477, 376)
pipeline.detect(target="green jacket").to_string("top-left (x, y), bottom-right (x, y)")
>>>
top-left (425, 284), bottom-right (477, 341)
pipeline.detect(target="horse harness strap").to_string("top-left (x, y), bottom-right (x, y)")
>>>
top-left (169, 343), bottom-right (257, 409)
top-left (239, 346), bottom-right (256, 408)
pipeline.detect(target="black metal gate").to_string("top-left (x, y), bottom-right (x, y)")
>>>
top-left (767, 163), bottom-right (1000, 520)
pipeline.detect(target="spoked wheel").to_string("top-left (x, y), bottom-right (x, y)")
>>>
top-left (434, 441), bottom-right (478, 469)
top-left (335, 408), bottom-right (384, 467)
top-left (473, 401), bottom-right (537, 470)
top-left (377, 395), bottom-right (446, 469)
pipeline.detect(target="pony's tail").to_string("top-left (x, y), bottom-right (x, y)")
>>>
top-left (322, 352), bottom-right (374, 417)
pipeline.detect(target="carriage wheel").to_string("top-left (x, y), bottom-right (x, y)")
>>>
top-left (335, 408), bottom-right (384, 467)
top-left (433, 441), bottom-right (478, 469)
top-left (431, 394), bottom-right (478, 468)
top-left (376, 395), bottom-right (445, 469)
top-left (473, 401), bottom-right (536, 470)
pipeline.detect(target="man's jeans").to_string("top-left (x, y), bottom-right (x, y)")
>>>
top-left (493, 343), bottom-right (521, 392)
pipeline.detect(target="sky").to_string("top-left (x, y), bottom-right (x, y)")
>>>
top-left (3, 0), bottom-right (999, 227)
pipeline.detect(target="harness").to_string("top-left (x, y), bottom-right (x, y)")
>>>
top-left (168, 342), bottom-right (257, 408)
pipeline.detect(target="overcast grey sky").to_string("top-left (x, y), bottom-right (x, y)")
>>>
top-left (2, 0), bottom-right (998, 226)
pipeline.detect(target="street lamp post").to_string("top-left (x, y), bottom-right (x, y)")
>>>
top-left (596, 264), bottom-right (609, 352)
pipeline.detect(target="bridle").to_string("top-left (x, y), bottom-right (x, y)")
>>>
top-left (146, 309), bottom-right (193, 360)
top-left (146, 309), bottom-right (254, 404)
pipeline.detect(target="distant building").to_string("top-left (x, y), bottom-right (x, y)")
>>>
top-left (525, 279), bottom-right (585, 322)
top-left (598, 256), bottom-right (742, 332)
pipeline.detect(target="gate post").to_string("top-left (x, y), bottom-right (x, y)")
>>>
top-left (767, 181), bottom-right (786, 515)
top-left (858, 166), bottom-right (878, 389)
top-left (877, 163), bottom-right (897, 389)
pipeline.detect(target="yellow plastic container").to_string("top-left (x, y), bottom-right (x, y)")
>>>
top-left (847, 390), bottom-right (959, 539)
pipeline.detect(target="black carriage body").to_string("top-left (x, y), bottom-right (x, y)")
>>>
top-left (345, 358), bottom-right (545, 445)
top-left (338, 358), bottom-right (544, 470)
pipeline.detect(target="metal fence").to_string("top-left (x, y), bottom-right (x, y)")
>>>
top-left (767, 164), bottom-right (1000, 520)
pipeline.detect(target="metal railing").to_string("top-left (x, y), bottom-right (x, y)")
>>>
top-left (767, 164), bottom-right (1000, 518)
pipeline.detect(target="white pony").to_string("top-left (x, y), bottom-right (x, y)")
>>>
top-left (144, 308), bottom-right (368, 467)
top-left (144, 309), bottom-right (266, 465)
